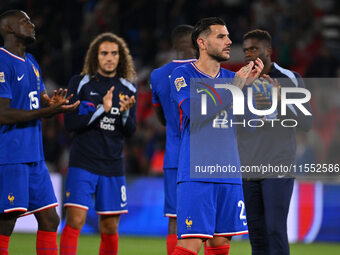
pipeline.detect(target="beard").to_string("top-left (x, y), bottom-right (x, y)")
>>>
top-left (209, 53), bottom-right (228, 62)
top-left (98, 66), bottom-right (117, 77)
top-left (208, 49), bottom-right (229, 63)
top-left (101, 69), bottom-right (116, 76)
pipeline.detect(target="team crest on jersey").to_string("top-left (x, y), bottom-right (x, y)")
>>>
top-left (8, 193), bottom-right (14, 204)
top-left (0, 72), bottom-right (5, 83)
top-left (32, 64), bottom-right (41, 89)
top-left (119, 92), bottom-right (126, 101)
top-left (185, 217), bottom-right (192, 229)
top-left (32, 64), bottom-right (40, 81)
top-left (175, 76), bottom-right (187, 92)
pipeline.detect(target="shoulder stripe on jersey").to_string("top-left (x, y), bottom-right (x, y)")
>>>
top-left (77, 75), bottom-right (90, 94)
top-left (273, 63), bottom-right (299, 116)
top-left (88, 105), bottom-right (105, 125)
top-left (172, 59), bottom-right (197, 63)
top-left (273, 63), bottom-right (298, 87)
top-left (0, 47), bottom-right (25, 62)
top-left (119, 78), bottom-right (136, 93)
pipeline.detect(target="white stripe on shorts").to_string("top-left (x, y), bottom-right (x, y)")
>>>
top-left (181, 233), bottom-right (213, 239)
top-left (4, 207), bottom-right (27, 213)
top-left (19, 203), bottom-right (58, 217)
top-left (214, 230), bottom-right (249, 236)
top-left (64, 203), bottom-right (88, 210)
top-left (96, 210), bottom-right (128, 215)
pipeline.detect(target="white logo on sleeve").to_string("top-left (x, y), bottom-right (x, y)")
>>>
top-left (17, 74), bottom-right (24, 81)
top-left (90, 91), bottom-right (99, 96)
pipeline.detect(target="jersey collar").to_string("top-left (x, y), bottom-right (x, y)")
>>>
top-left (191, 62), bottom-right (221, 78)
top-left (0, 47), bottom-right (25, 62)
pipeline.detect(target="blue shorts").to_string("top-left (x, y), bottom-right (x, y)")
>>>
top-left (64, 167), bottom-right (128, 215)
top-left (164, 168), bottom-right (177, 217)
top-left (177, 181), bottom-right (248, 239)
top-left (0, 161), bottom-right (57, 215)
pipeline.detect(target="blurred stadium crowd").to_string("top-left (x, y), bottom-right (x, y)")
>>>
top-left (1, 0), bottom-right (340, 179)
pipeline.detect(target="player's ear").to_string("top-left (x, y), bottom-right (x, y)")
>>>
top-left (197, 37), bottom-right (207, 51)
top-left (266, 47), bottom-right (272, 57)
top-left (0, 21), bottom-right (11, 35)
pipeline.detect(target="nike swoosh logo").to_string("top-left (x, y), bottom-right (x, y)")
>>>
top-left (17, 74), bottom-right (24, 81)
top-left (120, 202), bottom-right (127, 207)
top-left (243, 221), bottom-right (248, 226)
top-left (197, 88), bottom-right (204, 93)
top-left (90, 91), bottom-right (99, 96)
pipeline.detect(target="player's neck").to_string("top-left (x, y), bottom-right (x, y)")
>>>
top-left (176, 51), bottom-right (195, 60)
top-left (4, 39), bottom-right (26, 58)
top-left (195, 55), bottom-right (221, 77)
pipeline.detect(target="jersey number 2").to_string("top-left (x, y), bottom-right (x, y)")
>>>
top-left (238, 200), bottom-right (246, 220)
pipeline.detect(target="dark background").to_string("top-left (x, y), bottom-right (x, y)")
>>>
top-left (1, 0), bottom-right (340, 178)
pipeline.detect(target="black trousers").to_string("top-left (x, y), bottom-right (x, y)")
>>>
top-left (243, 178), bottom-right (294, 255)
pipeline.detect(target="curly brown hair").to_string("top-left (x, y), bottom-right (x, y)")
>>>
top-left (81, 32), bottom-right (136, 82)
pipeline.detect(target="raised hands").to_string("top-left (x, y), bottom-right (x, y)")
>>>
top-left (253, 75), bottom-right (281, 111)
top-left (103, 86), bottom-right (115, 112)
top-left (262, 74), bottom-right (281, 101)
top-left (103, 86), bottom-right (136, 113)
top-left (233, 58), bottom-right (264, 90)
top-left (246, 58), bottom-right (264, 85)
top-left (119, 95), bottom-right (136, 112)
top-left (42, 88), bottom-right (80, 116)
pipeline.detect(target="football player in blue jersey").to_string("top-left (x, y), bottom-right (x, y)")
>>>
top-left (170, 17), bottom-right (264, 255)
top-left (0, 10), bottom-right (79, 255)
top-left (150, 25), bottom-right (196, 255)
top-left (60, 32), bottom-right (136, 255)
top-left (238, 29), bottom-right (313, 255)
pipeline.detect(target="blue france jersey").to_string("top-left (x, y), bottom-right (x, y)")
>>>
top-left (0, 48), bottom-right (45, 164)
top-left (170, 62), bottom-right (243, 184)
top-left (150, 59), bottom-right (195, 169)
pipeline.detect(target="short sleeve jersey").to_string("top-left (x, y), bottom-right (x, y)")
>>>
top-left (170, 62), bottom-right (243, 184)
top-left (0, 48), bottom-right (45, 164)
top-left (150, 59), bottom-right (196, 169)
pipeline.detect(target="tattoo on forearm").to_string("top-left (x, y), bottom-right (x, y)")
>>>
top-left (233, 75), bottom-right (245, 89)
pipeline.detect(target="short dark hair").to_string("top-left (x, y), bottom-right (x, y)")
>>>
top-left (192, 17), bottom-right (226, 52)
top-left (0, 9), bottom-right (21, 23)
top-left (171, 25), bottom-right (193, 45)
top-left (243, 29), bottom-right (272, 46)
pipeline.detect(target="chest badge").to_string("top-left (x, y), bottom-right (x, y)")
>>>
top-left (0, 72), bottom-right (5, 83)
top-left (119, 92), bottom-right (126, 100)
top-left (32, 64), bottom-right (41, 90)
